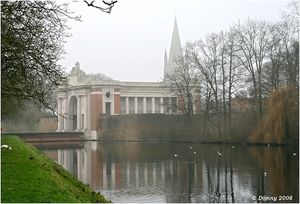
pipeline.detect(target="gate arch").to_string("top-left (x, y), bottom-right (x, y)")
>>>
top-left (69, 95), bottom-right (77, 131)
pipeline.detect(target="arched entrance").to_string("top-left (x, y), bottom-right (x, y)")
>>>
top-left (69, 95), bottom-right (77, 131)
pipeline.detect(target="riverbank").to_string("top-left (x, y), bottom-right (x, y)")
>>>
top-left (1, 135), bottom-right (110, 203)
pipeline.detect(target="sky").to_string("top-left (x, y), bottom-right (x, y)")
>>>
top-left (60, 0), bottom-right (290, 82)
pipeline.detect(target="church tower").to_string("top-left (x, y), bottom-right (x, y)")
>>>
top-left (164, 17), bottom-right (182, 80)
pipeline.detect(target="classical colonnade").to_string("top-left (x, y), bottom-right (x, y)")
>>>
top-left (120, 96), bottom-right (177, 114)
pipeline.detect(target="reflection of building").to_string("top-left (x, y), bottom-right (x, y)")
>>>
top-left (54, 148), bottom-right (202, 203)
top-left (42, 142), bottom-right (289, 203)
top-left (56, 18), bottom-right (201, 139)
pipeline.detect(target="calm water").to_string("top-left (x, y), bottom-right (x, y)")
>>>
top-left (34, 141), bottom-right (299, 203)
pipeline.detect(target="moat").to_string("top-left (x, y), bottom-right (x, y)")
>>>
top-left (32, 141), bottom-right (299, 203)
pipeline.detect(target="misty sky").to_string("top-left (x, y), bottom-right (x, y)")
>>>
top-left (60, 0), bottom-right (289, 82)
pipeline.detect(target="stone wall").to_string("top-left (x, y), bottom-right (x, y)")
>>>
top-left (99, 113), bottom-right (255, 142)
top-left (99, 114), bottom-right (204, 142)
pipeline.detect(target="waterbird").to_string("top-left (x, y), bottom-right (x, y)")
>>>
top-left (194, 151), bottom-right (196, 154)
top-left (232, 146), bottom-right (234, 149)
top-left (264, 172), bottom-right (267, 176)
top-left (174, 154), bottom-right (177, 157)
top-left (1, 145), bottom-right (11, 150)
top-left (217, 151), bottom-right (222, 156)
top-left (190, 146), bottom-right (192, 149)
top-left (293, 153), bottom-right (297, 156)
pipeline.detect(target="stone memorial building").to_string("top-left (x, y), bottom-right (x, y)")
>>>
top-left (56, 18), bottom-right (201, 139)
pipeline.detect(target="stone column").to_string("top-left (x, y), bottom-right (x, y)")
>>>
top-left (160, 97), bottom-right (164, 113)
top-left (77, 95), bottom-right (81, 130)
top-left (152, 97), bottom-right (155, 113)
top-left (125, 97), bottom-right (129, 114)
top-left (84, 95), bottom-right (88, 130)
top-left (64, 96), bottom-right (69, 131)
top-left (57, 98), bottom-right (62, 131)
top-left (143, 97), bottom-right (146, 113)
top-left (134, 97), bottom-right (138, 114)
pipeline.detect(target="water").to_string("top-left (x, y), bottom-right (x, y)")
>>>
top-left (34, 141), bottom-right (299, 203)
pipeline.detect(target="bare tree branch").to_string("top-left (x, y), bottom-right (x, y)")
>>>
top-left (83, 0), bottom-right (117, 13)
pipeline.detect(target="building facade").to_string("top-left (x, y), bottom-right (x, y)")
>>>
top-left (56, 18), bottom-right (200, 139)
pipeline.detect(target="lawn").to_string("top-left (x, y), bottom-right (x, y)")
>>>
top-left (1, 135), bottom-right (110, 203)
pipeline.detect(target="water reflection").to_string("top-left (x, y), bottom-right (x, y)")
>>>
top-left (40, 142), bottom-right (298, 203)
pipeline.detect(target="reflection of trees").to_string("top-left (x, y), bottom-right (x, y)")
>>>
top-left (204, 145), bottom-right (236, 203)
top-left (187, 163), bottom-right (194, 203)
top-left (93, 142), bottom-right (298, 202)
top-left (249, 146), bottom-right (299, 202)
top-left (164, 160), bottom-right (196, 203)
top-left (229, 148), bottom-right (235, 203)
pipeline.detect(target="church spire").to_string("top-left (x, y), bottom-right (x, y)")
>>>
top-left (164, 49), bottom-right (167, 66)
top-left (168, 17), bottom-right (182, 64)
top-left (164, 17), bottom-right (182, 80)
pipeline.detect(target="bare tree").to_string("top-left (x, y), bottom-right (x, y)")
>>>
top-left (199, 77), bottom-right (213, 137)
top-left (164, 47), bottom-right (201, 125)
top-left (188, 33), bottom-right (223, 138)
top-left (231, 19), bottom-right (273, 119)
top-left (218, 30), bottom-right (244, 138)
top-left (261, 1), bottom-right (299, 93)
top-left (186, 29), bottom-right (246, 139)
top-left (261, 23), bottom-right (286, 94)
top-left (281, 0), bottom-right (299, 34)
top-left (278, 20), bottom-right (299, 88)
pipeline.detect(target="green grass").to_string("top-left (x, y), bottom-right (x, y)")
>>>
top-left (1, 135), bottom-right (110, 203)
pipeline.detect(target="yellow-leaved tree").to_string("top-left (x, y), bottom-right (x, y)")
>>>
top-left (248, 87), bottom-right (299, 144)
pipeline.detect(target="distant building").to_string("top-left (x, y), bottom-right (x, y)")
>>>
top-left (56, 18), bottom-right (201, 139)
top-left (231, 97), bottom-right (252, 112)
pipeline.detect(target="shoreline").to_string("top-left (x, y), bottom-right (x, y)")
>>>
top-left (1, 135), bottom-right (110, 203)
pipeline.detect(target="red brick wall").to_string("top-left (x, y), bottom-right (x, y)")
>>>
top-left (91, 88), bottom-right (102, 131)
top-left (114, 88), bottom-right (121, 115)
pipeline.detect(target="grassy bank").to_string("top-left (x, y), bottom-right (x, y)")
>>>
top-left (1, 135), bottom-right (110, 203)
